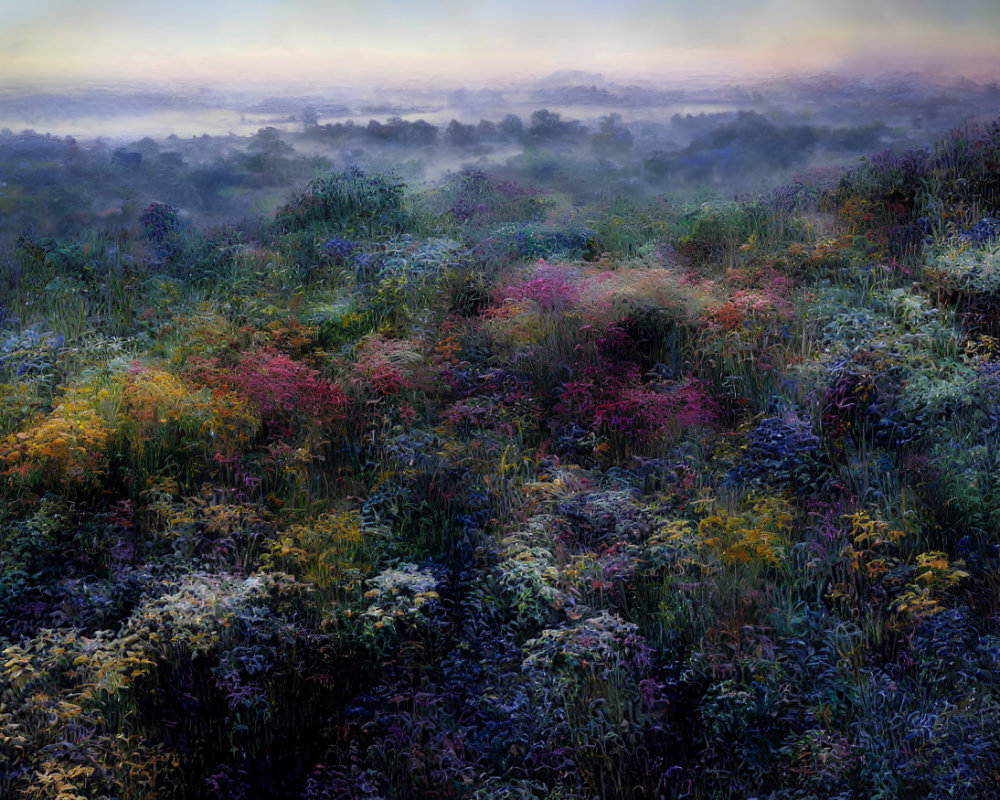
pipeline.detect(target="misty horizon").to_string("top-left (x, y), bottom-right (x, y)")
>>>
top-left (3, 0), bottom-right (998, 248)
top-left (2, 67), bottom-right (997, 142)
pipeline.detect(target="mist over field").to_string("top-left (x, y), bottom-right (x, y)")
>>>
top-left (3, 0), bottom-right (998, 243)
top-left (2, 69), bottom-right (998, 243)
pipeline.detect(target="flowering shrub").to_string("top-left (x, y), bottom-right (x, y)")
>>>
top-left (109, 365), bottom-right (259, 483)
top-left (522, 610), bottom-right (652, 681)
top-left (492, 515), bottom-right (569, 632)
top-left (264, 510), bottom-right (370, 608)
top-left (782, 232), bottom-right (856, 276)
top-left (926, 237), bottom-right (1000, 297)
top-left (702, 286), bottom-right (794, 333)
top-left (187, 350), bottom-right (350, 440)
top-left (360, 563), bottom-right (442, 633)
top-left (343, 334), bottom-right (429, 398)
top-left (1, 384), bottom-right (111, 496)
top-left (698, 495), bottom-right (795, 568)
top-left (496, 269), bottom-right (581, 312)
top-left (554, 488), bottom-right (660, 550)
top-left (891, 550), bottom-right (970, 628)
top-left (520, 612), bottom-right (661, 794)
top-left (322, 235), bottom-right (360, 261)
top-left (826, 509), bottom-right (907, 619)
top-left (554, 362), bottom-right (716, 455)
top-left (957, 216), bottom-right (1000, 244)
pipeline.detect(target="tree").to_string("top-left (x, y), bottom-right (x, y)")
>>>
top-left (499, 114), bottom-right (523, 141)
top-left (248, 127), bottom-right (294, 159)
top-left (446, 120), bottom-right (478, 147)
top-left (527, 109), bottom-right (583, 144)
top-left (301, 106), bottom-right (320, 131)
top-left (590, 113), bottom-right (633, 155)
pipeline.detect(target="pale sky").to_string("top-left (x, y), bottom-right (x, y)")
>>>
top-left (2, 0), bottom-right (999, 87)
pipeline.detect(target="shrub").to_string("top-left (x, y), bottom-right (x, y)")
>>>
top-left (273, 168), bottom-right (407, 237)
top-left (186, 350), bottom-right (350, 441)
top-left (730, 411), bottom-right (826, 490)
top-left (1, 384), bottom-right (111, 497)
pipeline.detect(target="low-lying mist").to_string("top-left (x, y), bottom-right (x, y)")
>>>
top-left (1, 70), bottom-right (996, 244)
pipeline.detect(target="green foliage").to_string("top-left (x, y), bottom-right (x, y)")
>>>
top-left (926, 236), bottom-right (1000, 296)
top-left (677, 200), bottom-right (769, 269)
top-left (273, 167), bottom-right (407, 237)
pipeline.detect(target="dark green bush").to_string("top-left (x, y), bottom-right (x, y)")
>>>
top-left (273, 167), bottom-right (407, 238)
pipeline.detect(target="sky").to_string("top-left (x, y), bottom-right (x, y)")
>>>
top-left (2, 0), bottom-right (999, 89)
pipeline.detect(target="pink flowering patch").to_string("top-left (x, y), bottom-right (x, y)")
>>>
top-left (595, 379), bottom-right (718, 442)
top-left (495, 274), bottom-right (580, 312)
top-left (187, 350), bottom-right (351, 438)
top-left (555, 368), bottom-right (716, 448)
top-left (345, 335), bottom-right (431, 398)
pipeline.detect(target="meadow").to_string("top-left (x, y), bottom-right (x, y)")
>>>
top-left (1, 107), bottom-right (1000, 799)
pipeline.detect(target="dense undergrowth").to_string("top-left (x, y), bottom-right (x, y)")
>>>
top-left (1, 118), bottom-right (1000, 799)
